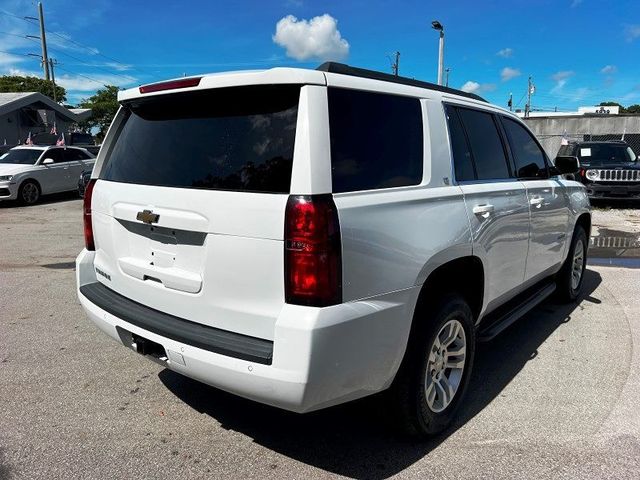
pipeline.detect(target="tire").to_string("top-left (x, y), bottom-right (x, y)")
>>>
top-left (389, 293), bottom-right (476, 437)
top-left (556, 226), bottom-right (588, 302)
top-left (18, 180), bottom-right (41, 206)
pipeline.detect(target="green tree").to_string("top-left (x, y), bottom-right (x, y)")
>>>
top-left (626, 104), bottom-right (640, 114)
top-left (0, 74), bottom-right (66, 102)
top-left (78, 85), bottom-right (120, 142)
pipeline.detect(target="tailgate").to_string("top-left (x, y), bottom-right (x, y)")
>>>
top-left (88, 84), bottom-right (301, 341)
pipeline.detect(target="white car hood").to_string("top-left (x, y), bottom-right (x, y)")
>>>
top-left (0, 163), bottom-right (36, 176)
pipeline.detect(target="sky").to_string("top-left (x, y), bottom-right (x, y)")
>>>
top-left (0, 0), bottom-right (639, 111)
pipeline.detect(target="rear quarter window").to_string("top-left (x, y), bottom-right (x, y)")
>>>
top-left (101, 85), bottom-right (300, 194)
top-left (328, 88), bottom-right (423, 193)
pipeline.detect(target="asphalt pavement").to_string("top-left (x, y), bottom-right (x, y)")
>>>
top-left (1, 194), bottom-right (639, 479)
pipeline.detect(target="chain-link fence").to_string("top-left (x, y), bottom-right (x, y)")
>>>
top-left (536, 132), bottom-right (640, 160)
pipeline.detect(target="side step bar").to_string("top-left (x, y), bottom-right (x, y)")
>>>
top-left (477, 282), bottom-right (556, 342)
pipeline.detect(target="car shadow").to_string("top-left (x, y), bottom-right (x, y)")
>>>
top-left (0, 191), bottom-right (80, 208)
top-left (590, 198), bottom-right (640, 209)
top-left (158, 269), bottom-right (602, 479)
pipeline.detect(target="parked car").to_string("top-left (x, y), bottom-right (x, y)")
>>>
top-left (557, 140), bottom-right (640, 199)
top-left (33, 132), bottom-right (101, 156)
top-left (78, 169), bottom-right (92, 198)
top-left (76, 63), bottom-right (590, 437)
top-left (0, 145), bottom-right (95, 205)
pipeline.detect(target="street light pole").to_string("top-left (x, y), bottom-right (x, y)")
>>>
top-left (431, 20), bottom-right (445, 86)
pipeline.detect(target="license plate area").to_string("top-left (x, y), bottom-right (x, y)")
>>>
top-left (116, 326), bottom-right (168, 364)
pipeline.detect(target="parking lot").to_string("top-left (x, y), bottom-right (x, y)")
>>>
top-left (1, 195), bottom-right (639, 480)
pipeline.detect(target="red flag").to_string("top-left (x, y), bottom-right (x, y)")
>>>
top-left (50, 123), bottom-right (57, 135)
top-left (56, 132), bottom-right (65, 146)
top-left (25, 132), bottom-right (33, 145)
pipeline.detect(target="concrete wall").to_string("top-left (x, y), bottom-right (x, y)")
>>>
top-left (524, 115), bottom-right (640, 158)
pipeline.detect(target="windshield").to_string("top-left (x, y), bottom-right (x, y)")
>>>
top-left (101, 85), bottom-right (300, 194)
top-left (579, 144), bottom-right (634, 164)
top-left (0, 149), bottom-right (42, 165)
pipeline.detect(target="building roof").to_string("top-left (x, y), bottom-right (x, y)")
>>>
top-left (0, 92), bottom-right (88, 122)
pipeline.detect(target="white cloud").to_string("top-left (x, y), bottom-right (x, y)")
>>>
top-left (624, 24), bottom-right (640, 42)
top-left (600, 65), bottom-right (617, 74)
top-left (501, 67), bottom-right (521, 82)
top-left (551, 70), bottom-right (575, 82)
top-left (550, 70), bottom-right (575, 92)
top-left (460, 81), bottom-right (495, 94)
top-left (7, 67), bottom-right (41, 77)
top-left (0, 52), bottom-right (26, 67)
top-left (571, 0), bottom-right (583, 7)
top-left (550, 71), bottom-right (575, 93)
top-left (56, 73), bottom-right (136, 92)
top-left (273, 14), bottom-right (349, 61)
top-left (497, 48), bottom-right (513, 58)
top-left (461, 81), bottom-right (480, 93)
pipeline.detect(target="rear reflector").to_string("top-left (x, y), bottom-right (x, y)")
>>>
top-left (139, 77), bottom-right (201, 94)
top-left (285, 195), bottom-right (342, 307)
top-left (83, 179), bottom-right (97, 251)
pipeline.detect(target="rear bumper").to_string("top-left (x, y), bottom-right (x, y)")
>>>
top-left (76, 249), bottom-right (418, 413)
top-left (585, 182), bottom-right (640, 199)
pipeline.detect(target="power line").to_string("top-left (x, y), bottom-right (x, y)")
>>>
top-left (45, 46), bottom-right (135, 81)
top-left (0, 49), bottom-right (29, 57)
top-left (54, 64), bottom-right (109, 88)
top-left (0, 8), bottom-right (141, 75)
top-left (21, 16), bottom-right (144, 74)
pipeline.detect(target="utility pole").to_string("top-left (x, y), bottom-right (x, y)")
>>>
top-left (26, 2), bottom-right (50, 80)
top-left (525, 76), bottom-right (534, 118)
top-left (508, 92), bottom-right (513, 111)
top-left (37, 2), bottom-right (50, 80)
top-left (431, 21), bottom-right (445, 85)
top-left (49, 58), bottom-right (58, 103)
top-left (445, 68), bottom-right (450, 87)
top-left (391, 51), bottom-right (400, 76)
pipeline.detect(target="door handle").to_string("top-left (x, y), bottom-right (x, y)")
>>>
top-left (530, 197), bottom-right (544, 206)
top-left (472, 204), bottom-right (495, 215)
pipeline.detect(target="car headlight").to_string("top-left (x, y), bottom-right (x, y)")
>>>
top-left (0, 175), bottom-right (13, 181)
top-left (585, 170), bottom-right (599, 181)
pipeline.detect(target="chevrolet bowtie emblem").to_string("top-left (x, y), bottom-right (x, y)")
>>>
top-left (136, 209), bottom-right (160, 224)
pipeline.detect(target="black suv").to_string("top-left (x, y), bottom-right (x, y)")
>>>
top-left (558, 140), bottom-right (640, 199)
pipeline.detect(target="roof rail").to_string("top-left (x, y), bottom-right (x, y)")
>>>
top-left (316, 62), bottom-right (487, 103)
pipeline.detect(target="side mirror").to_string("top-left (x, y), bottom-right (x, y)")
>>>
top-left (553, 155), bottom-right (580, 175)
top-left (42, 158), bottom-right (54, 165)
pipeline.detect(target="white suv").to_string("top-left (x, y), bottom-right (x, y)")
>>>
top-left (0, 145), bottom-right (95, 205)
top-left (76, 63), bottom-right (590, 436)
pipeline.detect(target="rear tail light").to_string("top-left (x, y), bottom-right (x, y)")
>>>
top-left (285, 195), bottom-right (342, 307)
top-left (139, 77), bottom-right (201, 94)
top-left (579, 168), bottom-right (585, 177)
top-left (83, 179), bottom-right (97, 251)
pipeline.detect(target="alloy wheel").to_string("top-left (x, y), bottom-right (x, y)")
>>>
top-left (21, 183), bottom-right (39, 204)
top-left (425, 318), bottom-right (467, 413)
top-left (571, 239), bottom-right (585, 290)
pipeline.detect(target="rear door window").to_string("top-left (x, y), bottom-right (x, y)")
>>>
top-left (445, 105), bottom-right (475, 182)
top-left (64, 149), bottom-right (90, 161)
top-left (328, 88), bottom-right (423, 193)
top-left (44, 149), bottom-right (66, 163)
top-left (101, 85), bottom-right (300, 193)
top-left (457, 108), bottom-right (511, 180)
top-left (502, 117), bottom-right (549, 179)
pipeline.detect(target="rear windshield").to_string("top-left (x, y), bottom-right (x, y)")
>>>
top-left (101, 85), bottom-right (300, 193)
